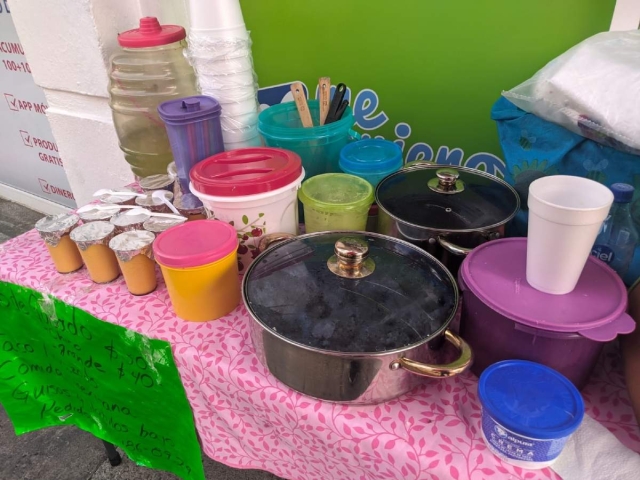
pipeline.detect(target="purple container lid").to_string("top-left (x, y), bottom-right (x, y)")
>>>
top-left (158, 95), bottom-right (221, 125)
top-left (460, 238), bottom-right (635, 341)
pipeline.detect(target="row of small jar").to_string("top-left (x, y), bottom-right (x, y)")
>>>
top-left (34, 178), bottom-right (207, 296)
top-left (35, 211), bottom-right (183, 293)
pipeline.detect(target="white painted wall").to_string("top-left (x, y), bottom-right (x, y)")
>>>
top-left (610, 0), bottom-right (640, 31)
top-left (8, 0), bottom-right (190, 209)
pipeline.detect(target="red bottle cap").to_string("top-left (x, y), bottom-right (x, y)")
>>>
top-left (118, 17), bottom-right (186, 48)
top-left (190, 148), bottom-right (303, 197)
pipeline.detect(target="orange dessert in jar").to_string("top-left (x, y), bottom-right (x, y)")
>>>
top-left (110, 209), bottom-right (151, 234)
top-left (70, 221), bottom-right (120, 283)
top-left (174, 193), bottom-right (207, 221)
top-left (135, 191), bottom-right (174, 213)
top-left (109, 230), bottom-right (157, 295)
top-left (35, 213), bottom-right (84, 273)
top-left (143, 216), bottom-right (187, 234)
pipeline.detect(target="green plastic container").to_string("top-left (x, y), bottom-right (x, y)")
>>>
top-left (298, 173), bottom-right (374, 233)
top-left (258, 100), bottom-right (356, 179)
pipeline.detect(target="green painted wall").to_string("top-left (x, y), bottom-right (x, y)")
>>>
top-left (242, 0), bottom-right (616, 172)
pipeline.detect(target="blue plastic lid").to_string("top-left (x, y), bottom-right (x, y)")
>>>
top-left (478, 360), bottom-right (584, 440)
top-left (611, 183), bottom-right (634, 203)
top-left (339, 139), bottom-right (403, 175)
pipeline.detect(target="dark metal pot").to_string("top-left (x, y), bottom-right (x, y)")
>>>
top-left (376, 165), bottom-right (520, 275)
top-left (242, 231), bottom-right (473, 404)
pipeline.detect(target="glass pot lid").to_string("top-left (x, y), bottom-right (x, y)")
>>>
top-left (243, 232), bottom-right (458, 354)
top-left (376, 165), bottom-right (520, 232)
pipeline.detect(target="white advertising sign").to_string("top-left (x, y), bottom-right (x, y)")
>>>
top-left (0, 4), bottom-right (75, 208)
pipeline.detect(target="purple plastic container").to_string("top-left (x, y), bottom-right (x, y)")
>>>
top-left (158, 95), bottom-right (224, 194)
top-left (459, 238), bottom-right (635, 389)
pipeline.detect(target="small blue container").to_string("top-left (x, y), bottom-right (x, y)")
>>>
top-left (478, 360), bottom-right (584, 469)
top-left (339, 139), bottom-right (403, 188)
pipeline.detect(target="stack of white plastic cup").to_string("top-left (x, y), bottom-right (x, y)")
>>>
top-left (526, 175), bottom-right (614, 295)
top-left (186, 0), bottom-right (261, 151)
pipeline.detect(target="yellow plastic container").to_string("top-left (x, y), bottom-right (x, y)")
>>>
top-left (153, 220), bottom-right (240, 321)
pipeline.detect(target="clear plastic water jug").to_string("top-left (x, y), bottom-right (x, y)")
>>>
top-left (108, 17), bottom-right (198, 178)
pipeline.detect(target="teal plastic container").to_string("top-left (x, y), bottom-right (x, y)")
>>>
top-left (258, 100), bottom-right (356, 179)
top-left (339, 139), bottom-right (403, 188)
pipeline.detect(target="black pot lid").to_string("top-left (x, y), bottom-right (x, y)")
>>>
top-left (243, 232), bottom-right (458, 354)
top-left (376, 166), bottom-right (520, 232)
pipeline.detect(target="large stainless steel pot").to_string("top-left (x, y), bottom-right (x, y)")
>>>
top-left (376, 165), bottom-right (520, 275)
top-left (242, 231), bottom-right (473, 404)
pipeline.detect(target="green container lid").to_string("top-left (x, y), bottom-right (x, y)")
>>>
top-left (298, 173), bottom-right (374, 213)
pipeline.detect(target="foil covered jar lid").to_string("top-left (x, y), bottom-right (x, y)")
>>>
top-left (98, 187), bottom-right (138, 205)
top-left (109, 230), bottom-right (155, 262)
top-left (78, 205), bottom-right (120, 222)
top-left (138, 174), bottom-right (174, 192)
top-left (135, 191), bottom-right (174, 207)
top-left (70, 221), bottom-right (116, 250)
top-left (35, 213), bottom-right (80, 247)
top-left (110, 210), bottom-right (152, 229)
top-left (143, 216), bottom-right (187, 233)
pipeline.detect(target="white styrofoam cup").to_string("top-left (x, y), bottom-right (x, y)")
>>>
top-left (189, 0), bottom-right (246, 31)
top-left (526, 175), bottom-right (614, 295)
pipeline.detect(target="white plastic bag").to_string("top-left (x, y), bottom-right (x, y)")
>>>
top-left (503, 30), bottom-right (640, 154)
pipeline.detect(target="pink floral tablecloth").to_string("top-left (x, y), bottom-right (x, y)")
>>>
top-left (1, 230), bottom-right (639, 480)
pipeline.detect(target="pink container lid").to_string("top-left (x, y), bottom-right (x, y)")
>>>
top-left (118, 17), bottom-right (186, 48)
top-left (190, 148), bottom-right (302, 197)
top-left (153, 220), bottom-right (237, 269)
top-left (460, 238), bottom-right (635, 341)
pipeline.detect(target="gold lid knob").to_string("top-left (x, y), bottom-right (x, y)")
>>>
top-left (327, 237), bottom-right (375, 279)
top-left (334, 237), bottom-right (369, 265)
top-left (428, 168), bottom-right (465, 194)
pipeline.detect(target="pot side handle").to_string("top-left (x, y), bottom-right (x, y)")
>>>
top-left (437, 236), bottom-right (473, 256)
top-left (391, 330), bottom-right (473, 378)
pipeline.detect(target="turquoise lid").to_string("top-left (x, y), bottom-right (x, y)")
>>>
top-left (339, 139), bottom-right (403, 175)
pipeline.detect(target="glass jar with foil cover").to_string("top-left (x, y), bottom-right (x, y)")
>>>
top-left (109, 230), bottom-right (157, 295)
top-left (108, 17), bottom-right (198, 178)
top-left (70, 222), bottom-right (120, 283)
top-left (35, 213), bottom-right (84, 274)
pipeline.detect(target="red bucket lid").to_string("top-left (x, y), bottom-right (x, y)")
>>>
top-left (190, 148), bottom-right (303, 197)
top-left (118, 17), bottom-right (186, 48)
top-left (153, 220), bottom-right (237, 268)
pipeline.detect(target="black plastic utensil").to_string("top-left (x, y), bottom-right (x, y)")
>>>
top-left (325, 83), bottom-right (349, 124)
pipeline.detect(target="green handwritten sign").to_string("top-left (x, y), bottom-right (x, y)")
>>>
top-left (0, 281), bottom-right (204, 480)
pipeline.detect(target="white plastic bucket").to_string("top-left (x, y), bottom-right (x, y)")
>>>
top-left (527, 175), bottom-right (613, 294)
top-left (190, 169), bottom-right (305, 273)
